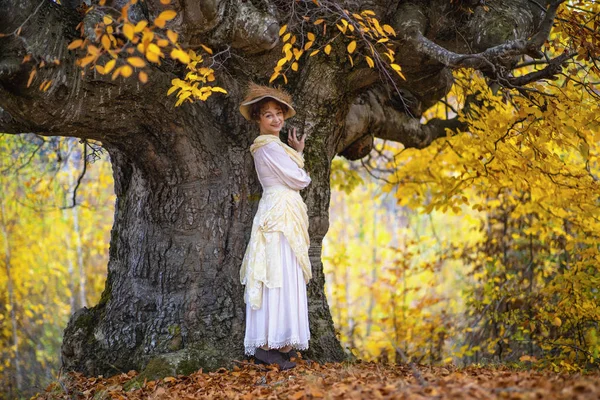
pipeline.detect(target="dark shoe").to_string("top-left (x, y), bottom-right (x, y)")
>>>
top-left (283, 349), bottom-right (298, 361)
top-left (254, 348), bottom-right (296, 370)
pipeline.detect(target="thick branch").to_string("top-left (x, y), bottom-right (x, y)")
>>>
top-left (337, 86), bottom-right (467, 160)
top-left (0, 0), bottom-right (211, 147)
top-left (407, 0), bottom-right (566, 70)
top-left (376, 116), bottom-right (466, 149)
top-left (0, 107), bottom-right (30, 134)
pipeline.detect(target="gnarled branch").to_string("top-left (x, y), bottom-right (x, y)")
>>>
top-left (406, 0), bottom-right (566, 71)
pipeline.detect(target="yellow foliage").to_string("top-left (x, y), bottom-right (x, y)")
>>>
top-left (268, 7), bottom-right (399, 84)
top-left (0, 137), bottom-right (115, 391)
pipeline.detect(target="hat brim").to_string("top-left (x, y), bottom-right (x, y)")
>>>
top-left (239, 95), bottom-right (296, 121)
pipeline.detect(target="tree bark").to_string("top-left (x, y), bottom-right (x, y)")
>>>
top-left (0, 0), bottom-right (562, 377)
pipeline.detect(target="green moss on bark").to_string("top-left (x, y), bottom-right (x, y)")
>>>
top-left (123, 357), bottom-right (177, 391)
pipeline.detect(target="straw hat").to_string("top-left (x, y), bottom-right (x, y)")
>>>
top-left (239, 82), bottom-right (296, 121)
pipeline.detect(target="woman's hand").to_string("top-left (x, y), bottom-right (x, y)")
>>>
top-left (288, 127), bottom-right (306, 153)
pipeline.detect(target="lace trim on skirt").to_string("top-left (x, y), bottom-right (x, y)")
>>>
top-left (244, 337), bottom-right (310, 356)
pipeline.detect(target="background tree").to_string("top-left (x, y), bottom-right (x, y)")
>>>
top-left (0, 0), bottom-right (584, 378)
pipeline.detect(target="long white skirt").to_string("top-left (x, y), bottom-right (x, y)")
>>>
top-left (244, 232), bottom-right (310, 356)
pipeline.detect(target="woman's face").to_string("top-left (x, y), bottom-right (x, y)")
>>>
top-left (257, 100), bottom-right (284, 136)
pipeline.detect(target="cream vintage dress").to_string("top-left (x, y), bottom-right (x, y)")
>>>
top-left (240, 135), bottom-right (312, 356)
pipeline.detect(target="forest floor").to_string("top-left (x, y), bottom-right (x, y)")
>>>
top-left (36, 357), bottom-right (600, 400)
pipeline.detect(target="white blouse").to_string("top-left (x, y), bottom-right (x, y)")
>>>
top-left (253, 141), bottom-right (311, 190)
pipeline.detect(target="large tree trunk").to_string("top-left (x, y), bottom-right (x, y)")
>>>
top-left (59, 82), bottom-right (347, 374)
top-left (0, 0), bottom-right (562, 377)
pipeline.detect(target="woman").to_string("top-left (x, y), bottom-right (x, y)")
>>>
top-left (239, 82), bottom-right (311, 370)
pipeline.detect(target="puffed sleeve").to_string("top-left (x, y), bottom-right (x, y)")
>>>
top-left (255, 142), bottom-right (311, 190)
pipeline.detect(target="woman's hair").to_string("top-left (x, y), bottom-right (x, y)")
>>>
top-left (250, 97), bottom-right (289, 122)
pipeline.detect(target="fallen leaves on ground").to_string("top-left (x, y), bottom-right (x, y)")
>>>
top-left (36, 358), bottom-right (600, 400)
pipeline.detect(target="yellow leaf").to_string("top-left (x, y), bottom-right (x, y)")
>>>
top-left (160, 0), bottom-right (171, 4)
top-left (372, 19), bottom-right (384, 36)
top-left (27, 69), bottom-right (36, 87)
top-left (211, 86), bottom-right (227, 93)
top-left (121, 4), bottom-right (131, 21)
top-left (157, 39), bottom-right (169, 47)
top-left (154, 17), bottom-right (166, 28)
top-left (111, 66), bottom-right (121, 80)
top-left (134, 20), bottom-right (148, 33)
top-left (127, 57), bottom-right (146, 67)
top-left (314, 19), bottom-right (324, 25)
top-left (276, 57), bottom-right (287, 67)
top-left (347, 40), bottom-right (356, 54)
top-left (200, 44), bottom-right (213, 55)
top-left (269, 71), bottom-right (279, 83)
top-left (309, 50), bottom-right (320, 56)
top-left (391, 63), bottom-right (401, 71)
top-left (146, 51), bottom-right (160, 63)
top-left (103, 15), bottom-right (113, 25)
top-left (552, 317), bottom-right (562, 327)
top-left (158, 10), bottom-right (177, 21)
top-left (324, 44), bottom-right (331, 55)
top-left (175, 91), bottom-right (191, 106)
top-left (121, 64), bottom-right (133, 78)
top-left (79, 55), bottom-right (96, 67)
top-left (348, 54), bottom-right (353, 66)
top-left (365, 55), bottom-right (374, 68)
top-left (148, 43), bottom-right (161, 54)
top-left (123, 23), bottom-right (135, 40)
top-left (104, 59), bottom-right (116, 73)
top-left (383, 24), bottom-right (396, 36)
top-left (283, 33), bottom-right (291, 42)
top-left (279, 24), bottom-right (287, 36)
top-left (101, 35), bottom-right (111, 50)
top-left (307, 32), bottom-right (315, 41)
top-left (167, 87), bottom-right (178, 97)
top-left (292, 62), bottom-right (298, 71)
top-left (170, 48), bottom-right (190, 64)
top-left (293, 48), bottom-right (303, 60)
top-left (68, 39), bottom-right (83, 50)
top-left (95, 64), bottom-right (105, 74)
top-left (303, 41), bottom-right (313, 50)
top-left (87, 45), bottom-right (100, 56)
top-left (167, 29), bottom-right (178, 43)
top-left (283, 74), bottom-right (287, 84)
